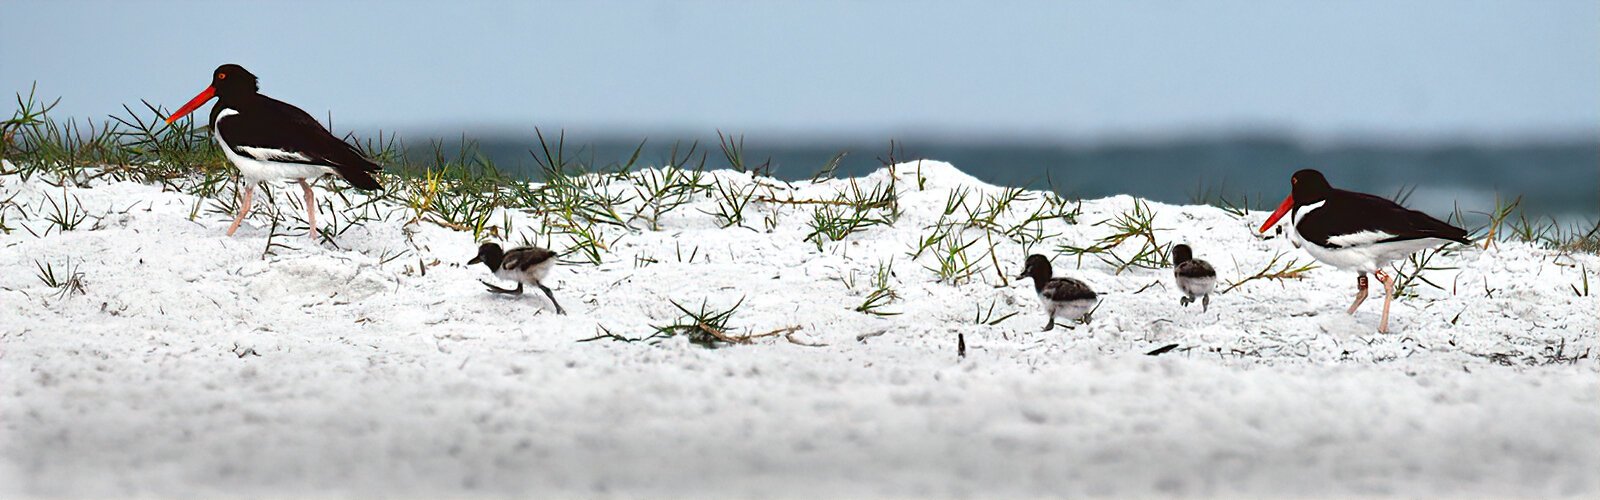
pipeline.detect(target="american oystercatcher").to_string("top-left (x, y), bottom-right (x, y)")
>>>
top-left (468, 243), bottom-right (566, 315)
top-left (163, 64), bottom-right (382, 240)
top-left (1016, 254), bottom-right (1098, 331)
top-left (1171, 243), bottom-right (1216, 312)
top-left (1258, 169), bottom-right (1469, 333)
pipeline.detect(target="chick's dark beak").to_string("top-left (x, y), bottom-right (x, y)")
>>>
top-left (467, 256), bottom-right (482, 265)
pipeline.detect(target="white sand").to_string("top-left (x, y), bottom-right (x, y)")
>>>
top-left (2, 161), bottom-right (1595, 498)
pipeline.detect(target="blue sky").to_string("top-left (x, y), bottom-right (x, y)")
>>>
top-left (2, 0), bottom-right (1595, 141)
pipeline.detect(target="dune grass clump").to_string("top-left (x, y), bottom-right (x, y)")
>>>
top-left (851, 259), bottom-right (901, 317)
top-left (1057, 199), bottom-right (1169, 275)
top-left (34, 257), bottom-right (86, 299)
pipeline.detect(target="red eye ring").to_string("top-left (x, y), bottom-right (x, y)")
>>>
top-left (217, 73), bottom-right (227, 80)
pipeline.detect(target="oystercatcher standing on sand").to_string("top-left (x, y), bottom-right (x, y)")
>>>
top-left (1258, 169), bottom-right (1469, 333)
top-left (164, 64), bottom-right (382, 240)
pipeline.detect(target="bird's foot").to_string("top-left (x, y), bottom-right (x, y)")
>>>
top-left (480, 280), bottom-right (523, 294)
top-left (1179, 296), bottom-right (1192, 307)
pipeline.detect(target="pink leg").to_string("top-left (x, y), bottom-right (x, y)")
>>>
top-left (1374, 269), bottom-right (1395, 333)
top-left (226, 185), bottom-right (255, 236)
top-left (299, 179), bottom-right (319, 241)
top-left (1347, 273), bottom-right (1369, 314)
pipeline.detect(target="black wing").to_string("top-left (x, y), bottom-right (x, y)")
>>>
top-left (214, 95), bottom-right (382, 189)
top-left (501, 247), bottom-right (557, 272)
top-left (1297, 189), bottom-right (1469, 247)
top-left (1041, 278), bottom-right (1096, 301)
top-left (1175, 260), bottom-right (1215, 278)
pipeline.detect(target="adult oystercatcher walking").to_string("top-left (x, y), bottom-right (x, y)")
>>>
top-left (164, 64), bottom-right (382, 240)
top-left (1258, 169), bottom-right (1469, 333)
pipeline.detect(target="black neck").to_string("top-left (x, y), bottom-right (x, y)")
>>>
top-left (1026, 268), bottom-right (1051, 292)
top-left (207, 92), bottom-right (259, 127)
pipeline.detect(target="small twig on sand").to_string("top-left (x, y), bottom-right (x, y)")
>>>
top-left (1146, 343), bottom-right (1179, 356)
top-left (745, 325), bottom-right (803, 340)
top-left (1221, 252), bottom-right (1317, 294)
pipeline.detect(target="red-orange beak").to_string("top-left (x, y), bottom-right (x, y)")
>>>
top-left (164, 86), bottom-right (216, 124)
top-left (1258, 195), bottom-right (1294, 233)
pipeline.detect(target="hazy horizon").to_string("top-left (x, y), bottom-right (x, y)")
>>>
top-left (4, 0), bottom-right (1597, 142)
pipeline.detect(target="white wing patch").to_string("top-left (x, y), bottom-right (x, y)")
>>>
top-left (238, 146), bottom-right (311, 162)
top-left (1327, 230), bottom-right (1396, 248)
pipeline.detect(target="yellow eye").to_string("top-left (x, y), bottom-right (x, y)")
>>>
top-left (217, 73), bottom-right (227, 80)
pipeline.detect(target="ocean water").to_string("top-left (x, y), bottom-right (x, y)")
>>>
top-left (421, 134), bottom-right (1598, 224)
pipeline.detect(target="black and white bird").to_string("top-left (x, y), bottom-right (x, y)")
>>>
top-left (467, 242), bottom-right (565, 314)
top-left (1258, 169), bottom-right (1469, 333)
top-left (1016, 254), bottom-right (1098, 331)
top-left (1171, 244), bottom-right (1216, 312)
top-left (164, 64), bottom-right (382, 240)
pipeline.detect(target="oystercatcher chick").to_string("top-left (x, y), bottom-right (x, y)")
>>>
top-left (468, 243), bottom-right (565, 315)
top-left (1259, 169), bottom-right (1469, 333)
top-left (1016, 254), bottom-right (1098, 331)
top-left (164, 64), bottom-right (382, 241)
top-left (1171, 244), bottom-right (1216, 312)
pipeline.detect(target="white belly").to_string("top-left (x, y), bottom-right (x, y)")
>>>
top-left (1296, 234), bottom-right (1450, 273)
top-left (1043, 296), bottom-right (1096, 320)
top-left (1178, 276), bottom-right (1216, 298)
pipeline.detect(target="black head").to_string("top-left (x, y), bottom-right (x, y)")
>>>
top-left (210, 64), bottom-right (260, 99)
top-left (1172, 244), bottom-right (1193, 265)
top-left (1259, 168), bottom-right (1335, 233)
top-left (1017, 254), bottom-right (1053, 280)
top-left (467, 242), bottom-right (504, 268)
top-left (165, 63), bottom-right (261, 125)
top-left (1289, 169), bottom-right (1333, 206)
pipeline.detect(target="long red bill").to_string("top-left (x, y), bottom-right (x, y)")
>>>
top-left (1258, 195), bottom-right (1294, 233)
top-left (164, 86), bottom-right (216, 124)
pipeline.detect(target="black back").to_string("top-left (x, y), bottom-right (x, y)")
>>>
top-left (1040, 277), bottom-right (1097, 302)
top-left (1172, 244), bottom-right (1215, 278)
top-left (208, 64), bottom-right (382, 190)
top-left (1295, 188), bottom-right (1470, 247)
top-left (501, 246), bottom-right (557, 272)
